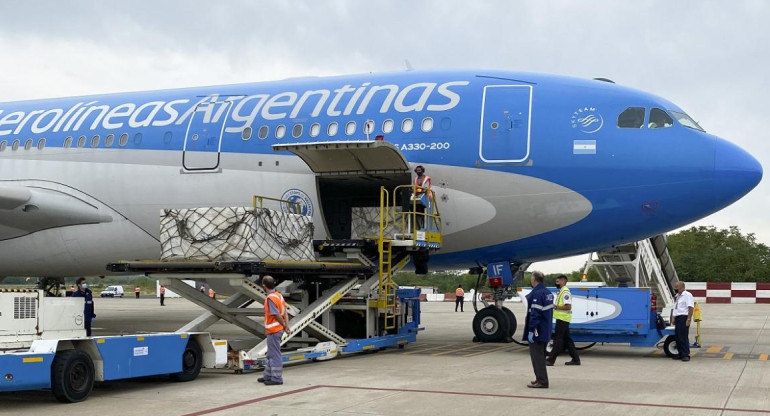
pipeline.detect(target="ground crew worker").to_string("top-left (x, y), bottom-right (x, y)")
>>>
top-left (671, 281), bottom-right (694, 362)
top-left (209, 288), bottom-right (215, 299)
top-left (135, 285), bottom-right (141, 299)
top-left (547, 275), bottom-right (580, 366)
top-left (412, 165), bottom-right (432, 230)
top-left (71, 278), bottom-right (96, 336)
top-left (523, 271), bottom-right (554, 388)
top-left (160, 285), bottom-right (166, 306)
top-left (258, 275), bottom-right (291, 386)
top-left (455, 284), bottom-right (465, 312)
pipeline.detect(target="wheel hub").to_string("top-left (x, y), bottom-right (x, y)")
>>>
top-left (480, 316), bottom-right (498, 334)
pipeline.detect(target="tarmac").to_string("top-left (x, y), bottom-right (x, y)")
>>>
top-left (2, 297), bottom-right (770, 415)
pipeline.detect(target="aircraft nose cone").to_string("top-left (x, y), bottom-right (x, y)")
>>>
top-left (713, 139), bottom-right (763, 209)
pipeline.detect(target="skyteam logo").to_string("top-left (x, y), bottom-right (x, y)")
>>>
top-left (281, 189), bottom-right (314, 217)
top-left (571, 107), bottom-right (604, 133)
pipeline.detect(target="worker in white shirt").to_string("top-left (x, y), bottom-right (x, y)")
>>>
top-left (670, 281), bottom-right (694, 362)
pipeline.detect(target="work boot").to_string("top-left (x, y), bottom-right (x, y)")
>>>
top-left (264, 380), bottom-right (283, 386)
top-left (565, 361), bottom-right (580, 366)
top-left (527, 381), bottom-right (548, 388)
top-left (257, 377), bottom-right (266, 382)
top-left (546, 361), bottom-right (554, 366)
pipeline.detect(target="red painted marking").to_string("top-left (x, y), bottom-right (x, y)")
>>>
top-left (757, 283), bottom-right (770, 290)
top-left (732, 290), bottom-right (757, 298)
top-left (706, 297), bottom-right (731, 303)
top-left (181, 384), bottom-right (770, 415)
top-left (317, 385), bottom-right (770, 414)
top-left (689, 290), bottom-right (707, 297)
top-left (757, 298), bottom-right (770, 304)
top-left (179, 385), bottom-right (323, 416)
top-left (707, 282), bottom-right (731, 290)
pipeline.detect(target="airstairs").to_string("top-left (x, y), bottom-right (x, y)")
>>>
top-left (583, 234), bottom-right (680, 310)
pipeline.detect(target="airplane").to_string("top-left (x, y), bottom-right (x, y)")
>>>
top-left (0, 69), bottom-right (763, 283)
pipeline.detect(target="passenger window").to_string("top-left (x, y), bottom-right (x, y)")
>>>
top-left (119, 133), bottom-right (129, 146)
top-left (648, 108), bottom-right (674, 129)
top-left (258, 126), bottom-right (269, 139)
top-left (364, 120), bottom-right (375, 135)
top-left (382, 119), bottom-right (394, 134)
top-left (163, 131), bottom-right (173, 145)
top-left (617, 107), bottom-right (645, 128)
top-left (345, 121), bottom-right (356, 136)
top-left (105, 134), bottom-right (115, 147)
top-left (91, 135), bottom-right (100, 148)
top-left (328, 122), bottom-right (338, 136)
top-left (24, 139), bottom-right (33, 150)
top-left (276, 125), bottom-right (286, 139)
top-left (402, 118), bottom-right (414, 133)
top-left (133, 133), bottom-right (142, 145)
top-left (310, 123), bottom-right (320, 137)
top-left (37, 138), bottom-right (46, 150)
top-left (11, 139), bottom-right (20, 151)
top-left (0, 140), bottom-right (6, 151)
top-left (242, 127), bottom-right (252, 140)
top-left (77, 135), bottom-right (86, 148)
top-left (64, 136), bottom-right (73, 148)
top-left (292, 124), bottom-right (303, 138)
top-left (421, 117), bottom-right (434, 132)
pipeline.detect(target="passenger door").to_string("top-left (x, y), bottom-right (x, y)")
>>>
top-left (478, 85), bottom-right (532, 163)
top-left (182, 100), bottom-right (233, 171)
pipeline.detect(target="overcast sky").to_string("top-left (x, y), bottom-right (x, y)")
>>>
top-left (1, 1), bottom-right (767, 273)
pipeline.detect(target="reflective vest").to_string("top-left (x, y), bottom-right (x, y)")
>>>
top-left (264, 291), bottom-right (287, 335)
top-left (209, 288), bottom-right (215, 298)
top-left (414, 175), bottom-right (432, 193)
top-left (135, 287), bottom-right (140, 293)
top-left (553, 287), bottom-right (572, 323)
top-left (160, 287), bottom-right (165, 295)
top-left (456, 288), bottom-right (464, 297)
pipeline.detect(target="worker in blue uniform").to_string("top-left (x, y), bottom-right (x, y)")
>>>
top-left (71, 277), bottom-right (96, 336)
top-left (523, 271), bottom-right (554, 388)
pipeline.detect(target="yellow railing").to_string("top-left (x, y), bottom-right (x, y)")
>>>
top-left (391, 184), bottom-right (442, 241)
top-left (252, 195), bottom-right (301, 214)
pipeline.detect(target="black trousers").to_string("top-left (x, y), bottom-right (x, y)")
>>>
top-left (674, 315), bottom-right (691, 358)
top-left (135, 292), bottom-right (140, 298)
top-left (529, 341), bottom-right (549, 386)
top-left (85, 319), bottom-right (92, 337)
top-left (455, 296), bottom-right (464, 311)
top-left (548, 319), bottom-right (580, 364)
top-left (160, 294), bottom-right (165, 305)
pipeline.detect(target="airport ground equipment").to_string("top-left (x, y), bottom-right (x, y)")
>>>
top-left (518, 286), bottom-right (676, 355)
top-left (582, 234), bottom-right (680, 312)
top-left (0, 289), bottom-right (227, 403)
top-left (106, 166), bottom-right (441, 373)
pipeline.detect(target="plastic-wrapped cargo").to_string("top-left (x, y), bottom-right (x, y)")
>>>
top-left (350, 207), bottom-right (400, 240)
top-left (160, 207), bottom-right (315, 262)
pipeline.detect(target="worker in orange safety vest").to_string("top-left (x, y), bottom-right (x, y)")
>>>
top-left (455, 284), bottom-right (465, 312)
top-left (259, 275), bottom-right (291, 386)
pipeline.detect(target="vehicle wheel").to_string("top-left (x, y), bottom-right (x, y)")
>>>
top-left (663, 335), bottom-right (678, 358)
top-left (171, 340), bottom-right (203, 382)
top-left (51, 349), bottom-right (95, 403)
top-left (501, 307), bottom-right (517, 337)
top-left (472, 306), bottom-right (510, 342)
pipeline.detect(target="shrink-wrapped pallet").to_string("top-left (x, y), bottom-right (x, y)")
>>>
top-left (159, 207), bottom-right (314, 262)
top-left (350, 207), bottom-right (401, 240)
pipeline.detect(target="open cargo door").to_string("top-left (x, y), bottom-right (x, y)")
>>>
top-left (273, 141), bottom-right (411, 239)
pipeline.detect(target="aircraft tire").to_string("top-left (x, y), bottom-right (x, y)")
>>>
top-left (501, 306), bottom-right (517, 337)
top-left (171, 340), bottom-right (203, 382)
top-left (51, 349), bottom-right (95, 403)
top-left (472, 306), bottom-right (510, 342)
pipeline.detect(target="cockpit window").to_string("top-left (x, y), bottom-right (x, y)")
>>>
top-left (617, 107), bottom-right (645, 128)
top-left (670, 110), bottom-right (705, 131)
top-left (648, 108), bottom-right (674, 129)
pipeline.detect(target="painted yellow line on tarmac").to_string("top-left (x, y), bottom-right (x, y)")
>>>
top-left (706, 346), bottom-right (723, 353)
top-left (401, 344), bottom-right (463, 355)
top-left (723, 352), bottom-right (734, 360)
top-left (462, 344), bottom-right (511, 357)
top-left (431, 344), bottom-right (490, 356)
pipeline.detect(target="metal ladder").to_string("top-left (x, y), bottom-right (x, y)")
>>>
top-left (584, 234), bottom-right (679, 309)
top-left (378, 186), bottom-right (397, 329)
